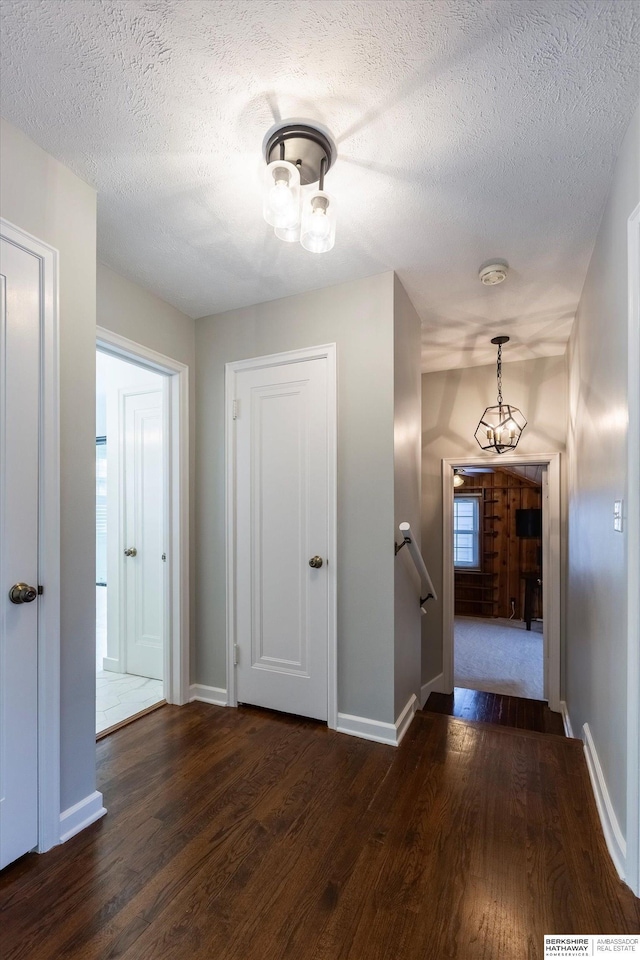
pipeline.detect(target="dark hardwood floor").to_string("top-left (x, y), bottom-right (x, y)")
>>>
top-left (1, 703), bottom-right (638, 960)
top-left (425, 686), bottom-right (566, 735)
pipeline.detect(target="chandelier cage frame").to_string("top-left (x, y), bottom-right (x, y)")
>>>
top-left (474, 336), bottom-right (527, 454)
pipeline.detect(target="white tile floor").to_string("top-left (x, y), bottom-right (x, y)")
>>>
top-left (96, 670), bottom-right (164, 734)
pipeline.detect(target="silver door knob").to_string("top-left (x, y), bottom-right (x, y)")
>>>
top-left (309, 556), bottom-right (323, 568)
top-left (9, 582), bottom-right (38, 604)
top-left (124, 547), bottom-right (137, 557)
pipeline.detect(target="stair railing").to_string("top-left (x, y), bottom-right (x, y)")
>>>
top-left (395, 521), bottom-right (437, 613)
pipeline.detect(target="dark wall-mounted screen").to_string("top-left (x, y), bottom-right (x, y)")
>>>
top-left (516, 508), bottom-right (541, 539)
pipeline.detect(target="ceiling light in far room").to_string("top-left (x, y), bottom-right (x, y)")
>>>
top-left (453, 469), bottom-right (465, 488)
top-left (479, 261), bottom-right (509, 286)
top-left (474, 336), bottom-right (527, 454)
top-left (263, 122), bottom-right (337, 253)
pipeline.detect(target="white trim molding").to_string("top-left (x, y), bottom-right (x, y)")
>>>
top-left (583, 723), bottom-right (626, 883)
top-left (189, 684), bottom-right (228, 707)
top-left (420, 672), bottom-right (446, 709)
top-left (559, 701), bottom-right (574, 739)
top-left (59, 791), bottom-right (106, 844)
top-left (1, 219), bottom-right (61, 854)
top-left (626, 201), bottom-right (640, 897)
top-left (225, 344), bottom-right (338, 729)
top-left (442, 453), bottom-right (562, 712)
top-left (96, 328), bottom-right (190, 706)
top-left (337, 694), bottom-right (418, 747)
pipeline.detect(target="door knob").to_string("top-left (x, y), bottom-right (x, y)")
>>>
top-left (124, 547), bottom-right (137, 557)
top-left (9, 582), bottom-right (38, 604)
top-left (308, 556), bottom-right (323, 568)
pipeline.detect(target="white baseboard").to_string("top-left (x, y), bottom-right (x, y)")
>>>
top-left (582, 722), bottom-right (626, 882)
top-left (102, 657), bottom-right (121, 673)
top-left (560, 700), bottom-right (574, 738)
top-left (420, 672), bottom-right (446, 708)
top-left (59, 790), bottom-right (106, 844)
top-left (395, 694), bottom-right (418, 744)
top-left (337, 694), bottom-right (418, 747)
top-left (189, 683), bottom-right (228, 706)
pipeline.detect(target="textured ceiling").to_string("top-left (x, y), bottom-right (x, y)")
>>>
top-left (1, 0), bottom-right (638, 370)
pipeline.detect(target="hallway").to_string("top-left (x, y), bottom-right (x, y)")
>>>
top-left (2, 703), bottom-right (637, 960)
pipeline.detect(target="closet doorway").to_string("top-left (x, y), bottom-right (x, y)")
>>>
top-left (95, 328), bottom-right (190, 736)
top-left (96, 350), bottom-right (166, 734)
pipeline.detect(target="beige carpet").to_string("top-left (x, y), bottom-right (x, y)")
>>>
top-left (454, 616), bottom-right (544, 700)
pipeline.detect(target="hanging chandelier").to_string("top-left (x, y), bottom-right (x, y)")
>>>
top-left (474, 336), bottom-right (527, 454)
top-left (262, 122), bottom-right (337, 254)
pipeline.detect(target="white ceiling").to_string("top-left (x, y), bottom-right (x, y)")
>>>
top-left (1, 1), bottom-right (638, 371)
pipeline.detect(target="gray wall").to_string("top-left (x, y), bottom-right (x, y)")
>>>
top-left (0, 117), bottom-right (97, 812)
top-left (421, 355), bottom-right (567, 684)
top-left (566, 102), bottom-right (640, 837)
top-left (195, 272), bottom-right (400, 723)
top-left (393, 276), bottom-right (422, 715)
top-left (97, 262), bottom-right (195, 370)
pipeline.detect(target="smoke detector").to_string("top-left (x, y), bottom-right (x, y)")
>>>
top-left (479, 261), bottom-right (508, 286)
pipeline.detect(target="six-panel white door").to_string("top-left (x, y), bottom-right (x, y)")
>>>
top-left (0, 238), bottom-right (40, 869)
top-left (123, 388), bottom-right (164, 680)
top-left (234, 356), bottom-right (330, 721)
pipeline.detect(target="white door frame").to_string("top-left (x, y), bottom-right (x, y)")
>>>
top-left (96, 328), bottom-right (190, 705)
top-left (225, 344), bottom-right (338, 729)
top-left (626, 201), bottom-right (640, 896)
top-left (1, 218), bottom-right (60, 852)
top-left (442, 452), bottom-right (561, 712)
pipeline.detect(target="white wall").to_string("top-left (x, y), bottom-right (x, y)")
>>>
top-left (393, 276), bottom-right (422, 715)
top-left (421, 355), bottom-right (567, 684)
top-left (195, 272), bottom-right (400, 723)
top-left (566, 102), bottom-right (640, 842)
top-left (0, 116), bottom-right (97, 813)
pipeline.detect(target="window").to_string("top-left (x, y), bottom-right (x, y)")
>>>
top-left (454, 495), bottom-right (480, 569)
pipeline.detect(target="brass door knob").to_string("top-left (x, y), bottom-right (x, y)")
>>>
top-left (308, 556), bottom-right (323, 568)
top-left (9, 582), bottom-right (38, 604)
top-left (124, 547), bottom-right (138, 557)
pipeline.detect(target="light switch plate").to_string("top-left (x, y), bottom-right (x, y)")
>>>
top-left (614, 500), bottom-right (623, 532)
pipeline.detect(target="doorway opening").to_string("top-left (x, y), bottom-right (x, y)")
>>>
top-left (442, 453), bottom-right (561, 717)
top-left (453, 463), bottom-right (545, 701)
top-left (96, 350), bottom-right (167, 735)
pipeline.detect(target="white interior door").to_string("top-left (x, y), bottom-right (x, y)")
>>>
top-left (233, 354), bottom-right (331, 721)
top-left (123, 388), bottom-right (164, 680)
top-left (0, 238), bottom-right (40, 869)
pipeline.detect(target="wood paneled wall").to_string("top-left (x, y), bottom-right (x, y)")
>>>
top-left (454, 469), bottom-right (542, 620)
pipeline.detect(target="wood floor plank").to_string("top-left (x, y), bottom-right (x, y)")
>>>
top-left (1, 704), bottom-right (637, 960)
top-left (426, 686), bottom-right (566, 736)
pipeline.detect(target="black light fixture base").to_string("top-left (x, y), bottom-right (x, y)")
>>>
top-left (264, 123), bottom-right (336, 186)
top-left (491, 335), bottom-right (510, 345)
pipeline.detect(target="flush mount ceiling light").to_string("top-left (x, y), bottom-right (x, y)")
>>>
top-left (479, 261), bottom-right (509, 285)
top-left (453, 469), bottom-right (466, 488)
top-left (474, 336), bottom-right (527, 454)
top-left (263, 122), bottom-right (337, 253)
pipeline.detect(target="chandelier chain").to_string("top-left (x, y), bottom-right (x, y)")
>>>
top-left (496, 343), bottom-right (503, 405)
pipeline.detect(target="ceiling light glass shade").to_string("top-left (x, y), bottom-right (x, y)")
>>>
top-left (275, 222), bottom-right (301, 243)
top-left (263, 160), bottom-right (301, 228)
top-left (300, 190), bottom-right (336, 253)
top-left (453, 471), bottom-right (465, 487)
top-left (474, 403), bottom-right (527, 454)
